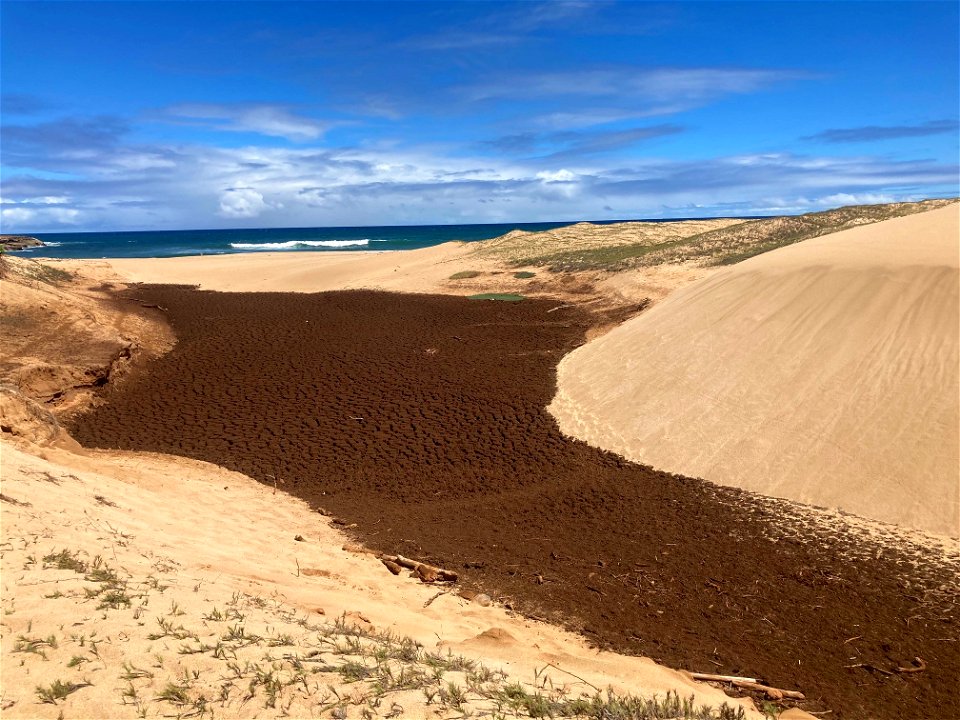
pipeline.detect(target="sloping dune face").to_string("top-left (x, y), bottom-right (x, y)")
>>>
top-left (550, 204), bottom-right (959, 536)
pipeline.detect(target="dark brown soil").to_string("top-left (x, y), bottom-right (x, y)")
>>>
top-left (69, 286), bottom-right (960, 719)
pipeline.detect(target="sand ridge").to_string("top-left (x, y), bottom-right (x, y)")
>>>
top-left (550, 204), bottom-right (960, 537)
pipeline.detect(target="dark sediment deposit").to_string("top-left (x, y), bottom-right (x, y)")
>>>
top-left (70, 285), bottom-right (960, 719)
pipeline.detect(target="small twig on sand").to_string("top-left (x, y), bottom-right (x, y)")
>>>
top-left (543, 662), bottom-right (600, 692)
top-left (423, 590), bottom-right (447, 607)
top-left (845, 663), bottom-right (894, 676)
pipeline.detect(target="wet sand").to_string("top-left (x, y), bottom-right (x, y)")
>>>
top-left (69, 285), bottom-right (960, 719)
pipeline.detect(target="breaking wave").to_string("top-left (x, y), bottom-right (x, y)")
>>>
top-left (230, 239), bottom-right (371, 250)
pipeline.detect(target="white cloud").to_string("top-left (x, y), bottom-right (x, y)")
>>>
top-left (536, 168), bottom-right (576, 183)
top-left (218, 188), bottom-right (273, 218)
top-left (0, 195), bottom-right (71, 205)
top-left (165, 104), bottom-right (328, 142)
top-left (1, 205), bottom-right (80, 227)
top-left (816, 192), bottom-right (899, 206)
top-left (1, 206), bottom-right (35, 224)
top-left (2, 137), bottom-right (956, 231)
top-left (467, 67), bottom-right (808, 105)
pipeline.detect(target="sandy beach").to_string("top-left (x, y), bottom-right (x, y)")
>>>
top-left (3, 203), bottom-right (959, 719)
top-left (4, 0), bottom-right (958, 714)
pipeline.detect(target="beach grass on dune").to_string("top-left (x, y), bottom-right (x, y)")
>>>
top-left (494, 199), bottom-right (955, 272)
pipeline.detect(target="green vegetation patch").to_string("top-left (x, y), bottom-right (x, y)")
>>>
top-left (512, 239), bottom-right (689, 272)
top-left (512, 271), bottom-right (536, 278)
top-left (467, 293), bottom-right (525, 302)
top-left (449, 270), bottom-right (482, 279)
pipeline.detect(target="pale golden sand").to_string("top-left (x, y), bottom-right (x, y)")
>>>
top-left (550, 204), bottom-right (960, 537)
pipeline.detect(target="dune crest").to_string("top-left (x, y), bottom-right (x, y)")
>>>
top-left (550, 204), bottom-right (960, 536)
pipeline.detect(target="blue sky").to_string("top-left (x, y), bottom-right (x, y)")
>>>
top-left (1, 1), bottom-right (958, 231)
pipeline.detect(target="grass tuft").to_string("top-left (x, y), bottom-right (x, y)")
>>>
top-left (43, 549), bottom-right (88, 573)
top-left (36, 679), bottom-right (90, 704)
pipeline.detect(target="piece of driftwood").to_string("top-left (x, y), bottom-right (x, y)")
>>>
top-left (390, 554), bottom-right (459, 583)
top-left (342, 542), bottom-right (380, 555)
top-left (381, 559), bottom-right (402, 575)
top-left (692, 673), bottom-right (804, 701)
top-left (896, 656), bottom-right (927, 673)
top-left (730, 680), bottom-right (805, 701)
top-left (341, 542), bottom-right (459, 583)
top-left (690, 672), bottom-right (760, 684)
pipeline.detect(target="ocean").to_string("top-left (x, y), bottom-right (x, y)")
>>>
top-left (16, 221), bottom-right (587, 259)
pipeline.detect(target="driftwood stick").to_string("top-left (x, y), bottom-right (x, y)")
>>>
top-left (690, 672), bottom-right (761, 684)
top-left (896, 657), bottom-right (927, 674)
top-left (341, 542), bottom-right (381, 556)
top-left (381, 559), bottom-right (402, 575)
top-left (692, 673), bottom-right (804, 701)
top-left (728, 680), bottom-right (805, 700)
top-left (383, 554), bottom-right (458, 583)
top-left (393, 554), bottom-right (420, 570)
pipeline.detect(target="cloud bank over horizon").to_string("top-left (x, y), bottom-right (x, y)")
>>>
top-left (1, 1), bottom-right (957, 232)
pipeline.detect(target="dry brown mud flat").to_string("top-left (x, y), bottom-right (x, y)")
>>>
top-left (70, 286), bottom-right (959, 719)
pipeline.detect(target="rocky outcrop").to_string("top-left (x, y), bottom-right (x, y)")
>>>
top-left (0, 235), bottom-right (44, 251)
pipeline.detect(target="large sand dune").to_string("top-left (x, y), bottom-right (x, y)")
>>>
top-left (550, 204), bottom-right (960, 536)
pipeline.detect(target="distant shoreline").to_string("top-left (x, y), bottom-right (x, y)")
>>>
top-left (16, 215), bottom-right (766, 261)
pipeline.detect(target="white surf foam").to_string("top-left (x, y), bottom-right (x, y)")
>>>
top-left (230, 239), bottom-right (370, 250)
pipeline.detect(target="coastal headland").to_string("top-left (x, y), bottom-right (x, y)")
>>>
top-left (2, 199), bottom-right (958, 719)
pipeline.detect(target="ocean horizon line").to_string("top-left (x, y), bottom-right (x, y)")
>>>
top-left (19, 213), bottom-right (768, 238)
top-left (16, 214), bottom-right (769, 260)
